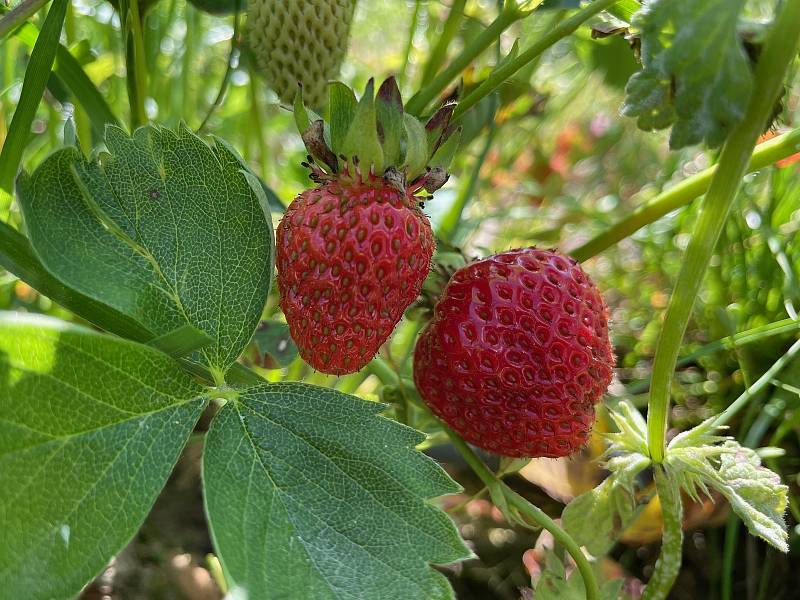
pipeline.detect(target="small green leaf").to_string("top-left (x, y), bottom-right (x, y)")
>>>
top-left (562, 478), bottom-right (636, 556)
top-left (0, 0), bottom-right (68, 192)
top-left (0, 313), bottom-right (207, 600)
top-left (402, 114), bottom-right (429, 179)
top-left (341, 79), bottom-right (384, 174)
top-left (429, 126), bottom-right (462, 170)
top-left (621, 0), bottom-right (753, 148)
top-left (666, 433), bottom-right (789, 552)
top-left (17, 125), bottom-right (273, 374)
top-left (203, 382), bottom-right (470, 599)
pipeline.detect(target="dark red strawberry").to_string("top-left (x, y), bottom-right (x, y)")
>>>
top-left (277, 174), bottom-right (434, 374)
top-left (413, 248), bottom-right (614, 458)
top-left (277, 78), bottom-right (461, 374)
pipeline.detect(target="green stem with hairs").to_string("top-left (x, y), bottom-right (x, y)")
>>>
top-left (452, 0), bottom-right (618, 121)
top-left (443, 425), bottom-right (600, 600)
top-left (646, 1), bottom-right (800, 463)
top-left (405, 2), bottom-right (530, 116)
top-left (570, 127), bottom-right (800, 262)
top-left (642, 466), bottom-right (684, 600)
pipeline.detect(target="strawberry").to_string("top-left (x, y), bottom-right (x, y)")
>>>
top-left (413, 248), bottom-right (614, 458)
top-left (248, 0), bottom-right (357, 107)
top-left (277, 78), bottom-right (461, 375)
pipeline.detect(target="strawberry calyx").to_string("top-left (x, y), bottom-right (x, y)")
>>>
top-left (294, 77), bottom-right (461, 195)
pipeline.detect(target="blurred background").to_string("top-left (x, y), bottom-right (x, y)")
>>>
top-left (1, 0), bottom-right (799, 598)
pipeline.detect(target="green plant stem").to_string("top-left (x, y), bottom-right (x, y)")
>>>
top-left (405, 2), bottom-right (529, 116)
top-left (570, 127), bottom-right (800, 262)
top-left (442, 425), bottom-right (600, 600)
top-left (452, 0), bottom-right (617, 120)
top-left (721, 515), bottom-right (739, 600)
top-left (645, 3), bottom-right (800, 463)
top-left (419, 0), bottom-right (466, 87)
top-left (0, 0), bottom-right (50, 39)
top-left (642, 465), bottom-right (684, 600)
top-left (713, 337), bottom-right (800, 428)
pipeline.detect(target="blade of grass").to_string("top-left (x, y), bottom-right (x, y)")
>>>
top-left (0, 0), bottom-right (68, 192)
top-left (646, 0), bottom-right (800, 462)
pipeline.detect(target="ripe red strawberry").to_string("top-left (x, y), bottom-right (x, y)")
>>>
top-left (413, 248), bottom-right (614, 458)
top-left (277, 78), bottom-right (461, 375)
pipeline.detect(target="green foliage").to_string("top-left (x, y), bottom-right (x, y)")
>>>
top-left (17, 125), bottom-right (273, 374)
top-left (203, 383), bottom-right (470, 599)
top-left (533, 551), bottom-right (623, 600)
top-left (666, 420), bottom-right (789, 552)
top-left (0, 314), bottom-right (207, 599)
top-left (622, 0), bottom-right (753, 148)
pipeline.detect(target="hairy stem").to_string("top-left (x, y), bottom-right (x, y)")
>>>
top-left (646, 1), bottom-right (800, 462)
top-left (443, 426), bottom-right (600, 600)
top-left (642, 466), bottom-right (684, 600)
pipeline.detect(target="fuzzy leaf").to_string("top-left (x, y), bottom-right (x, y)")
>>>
top-left (562, 478), bottom-right (637, 556)
top-left (621, 0), bottom-right (753, 149)
top-left (667, 438), bottom-right (788, 551)
top-left (0, 314), bottom-right (206, 600)
top-left (203, 382), bottom-right (469, 599)
top-left (17, 125), bottom-right (273, 374)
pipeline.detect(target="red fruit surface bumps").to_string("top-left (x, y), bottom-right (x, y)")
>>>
top-left (277, 177), bottom-right (434, 375)
top-left (413, 248), bottom-right (613, 458)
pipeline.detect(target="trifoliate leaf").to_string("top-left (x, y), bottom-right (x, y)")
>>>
top-left (17, 125), bottom-right (273, 374)
top-left (621, 0), bottom-right (753, 149)
top-left (0, 313), bottom-right (206, 600)
top-left (203, 382), bottom-right (470, 599)
top-left (666, 433), bottom-right (788, 552)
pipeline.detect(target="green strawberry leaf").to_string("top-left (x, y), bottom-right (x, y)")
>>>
top-left (621, 0), bottom-right (753, 149)
top-left (533, 549), bottom-right (623, 600)
top-left (16, 124), bottom-right (273, 375)
top-left (0, 313), bottom-right (207, 600)
top-left (203, 382), bottom-right (470, 600)
top-left (666, 429), bottom-right (789, 552)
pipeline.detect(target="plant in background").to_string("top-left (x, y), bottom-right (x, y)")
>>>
top-left (0, 0), bottom-right (799, 599)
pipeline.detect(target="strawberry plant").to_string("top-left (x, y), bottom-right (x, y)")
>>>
top-left (0, 1), bottom-right (799, 599)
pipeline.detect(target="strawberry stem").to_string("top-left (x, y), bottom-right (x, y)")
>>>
top-left (641, 466), bottom-right (683, 600)
top-left (645, 0), bottom-right (800, 463)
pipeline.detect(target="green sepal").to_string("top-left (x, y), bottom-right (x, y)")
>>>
top-left (425, 102), bottom-right (456, 154)
top-left (328, 81), bottom-right (357, 155)
top-left (430, 126), bottom-right (462, 169)
top-left (293, 88), bottom-right (311, 136)
top-left (402, 113), bottom-right (428, 178)
top-left (341, 78), bottom-right (384, 174)
top-left (376, 77), bottom-right (404, 166)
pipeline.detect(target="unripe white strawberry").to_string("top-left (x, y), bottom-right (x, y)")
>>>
top-left (248, 0), bottom-right (357, 107)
